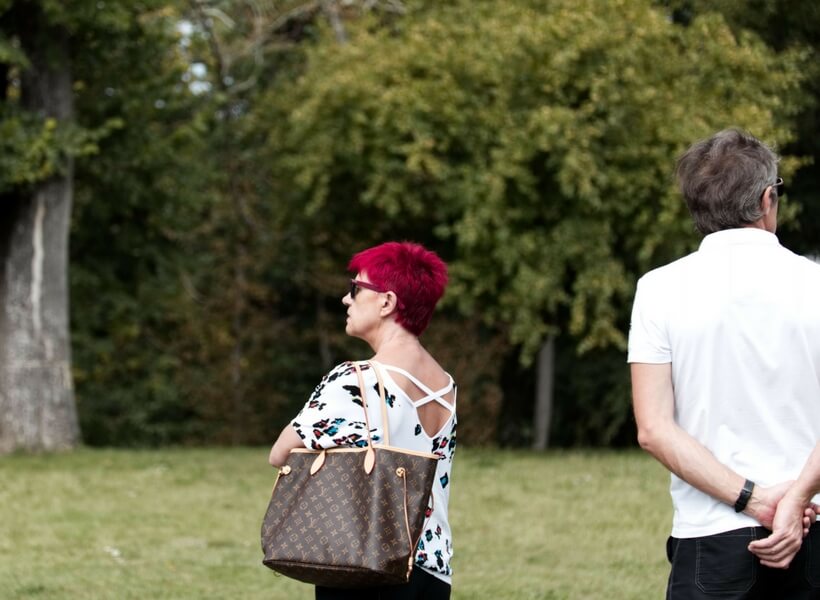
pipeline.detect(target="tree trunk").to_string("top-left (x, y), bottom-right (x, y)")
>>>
top-left (229, 238), bottom-right (247, 444)
top-left (532, 336), bottom-right (554, 450)
top-left (320, 0), bottom-right (348, 45)
top-left (0, 7), bottom-right (80, 453)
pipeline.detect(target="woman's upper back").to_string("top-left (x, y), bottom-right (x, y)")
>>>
top-left (372, 348), bottom-right (455, 439)
top-left (290, 360), bottom-right (456, 457)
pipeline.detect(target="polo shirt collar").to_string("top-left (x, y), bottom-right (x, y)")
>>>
top-left (699, 227), bottom-right (780, 251)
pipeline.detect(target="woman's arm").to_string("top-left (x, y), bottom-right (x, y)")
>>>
top-left (268, 425), bottom-right (303, 467)
top-left (268, 362), bottom-right (374, 467)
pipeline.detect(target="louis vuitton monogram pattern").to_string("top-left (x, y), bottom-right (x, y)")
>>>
top-left (261, 431), bottom-right (438, 586)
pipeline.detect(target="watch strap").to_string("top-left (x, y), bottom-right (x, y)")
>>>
top-left (733, 479), bottom-right (755, 513)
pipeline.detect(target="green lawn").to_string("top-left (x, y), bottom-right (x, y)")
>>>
top-left (0, 448), bottom-right (671, 599)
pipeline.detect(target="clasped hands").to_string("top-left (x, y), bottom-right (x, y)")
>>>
top-left (745, 481), bottom-right (819, 569)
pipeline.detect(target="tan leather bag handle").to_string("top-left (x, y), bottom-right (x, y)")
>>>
top-left (353, 361), bottom-right (389, 473)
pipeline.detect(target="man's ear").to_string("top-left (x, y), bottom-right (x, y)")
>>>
top-left (761, 186), bottom-right (774, 215)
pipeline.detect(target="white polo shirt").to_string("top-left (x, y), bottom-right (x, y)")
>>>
top-left (628, 228), bottom-right (820, 538)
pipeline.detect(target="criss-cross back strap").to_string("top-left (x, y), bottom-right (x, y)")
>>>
top-left (377, 363), bottom-right (456, 412)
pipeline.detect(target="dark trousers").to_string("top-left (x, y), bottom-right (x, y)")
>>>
top-left (666, 523), bottom-right (820, 599)
top-left (315, 567), bottom-right (450, 600)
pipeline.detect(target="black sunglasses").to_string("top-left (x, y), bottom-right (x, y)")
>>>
top-left (349, 279), bottom-right (386, 299)
top-left (769, 177), bottom-right (785, 198)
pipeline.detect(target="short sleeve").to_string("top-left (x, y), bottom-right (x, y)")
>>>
top-left (627, 274), bottom-right (672, 364)
top-left (291, 362), bottom-right (381, 450)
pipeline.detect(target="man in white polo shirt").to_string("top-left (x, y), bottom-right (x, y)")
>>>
top-left (628, 128), bottom-right (820, 599)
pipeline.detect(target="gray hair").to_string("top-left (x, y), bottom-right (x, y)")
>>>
top-left (676, 129), bottom-right (779, 234)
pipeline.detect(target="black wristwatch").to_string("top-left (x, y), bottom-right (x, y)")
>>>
top-left (733, 479), bottom-right (755, 513)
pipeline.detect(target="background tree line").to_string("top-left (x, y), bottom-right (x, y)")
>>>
top-left (1, 0), bottom-right (817, 452)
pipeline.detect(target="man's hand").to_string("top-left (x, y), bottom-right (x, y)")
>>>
top-left (750, 443), bottom-right (820, 568)
top-left (748, 494), bottom-right (818, 569)
top-left (804, 504), bottom-right (819, 536)
top-left (744, 481), bottom-right (793, 530)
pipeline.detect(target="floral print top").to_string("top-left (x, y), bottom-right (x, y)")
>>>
top-left (291, 360), bottom-right (457, 584)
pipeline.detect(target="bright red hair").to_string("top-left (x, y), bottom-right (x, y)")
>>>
top-left (348, 242), bottom-right (448, 336)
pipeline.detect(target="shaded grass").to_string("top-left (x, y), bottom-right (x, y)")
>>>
top-left (0, 448), bottom-right (670, 599)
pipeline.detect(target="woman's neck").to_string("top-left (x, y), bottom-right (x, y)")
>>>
top-left (367, 324), bottom-right (422, 359)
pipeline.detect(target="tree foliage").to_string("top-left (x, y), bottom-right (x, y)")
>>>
top-left (67, 2), bottom-right (215, 444)
top-left (1, 1), bottom-right (167, 191)
top-left (68, 0), bottom-right (411, 445)
top-left (265, 0), bottom-right (810, 360)
top-left (663, 0), bottom-right (820, 255)
top-left (4, 0), bottom-right (816, 447)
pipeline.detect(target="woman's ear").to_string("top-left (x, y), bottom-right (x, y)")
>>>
top-left (380, 291), bottom-right (399, 317)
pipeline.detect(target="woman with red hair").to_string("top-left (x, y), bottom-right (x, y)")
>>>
top-left (269, 241), bottom-right (456, 600)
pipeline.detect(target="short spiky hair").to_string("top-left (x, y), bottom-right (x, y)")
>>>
top-left (348, 242), bottom-right (448, 336)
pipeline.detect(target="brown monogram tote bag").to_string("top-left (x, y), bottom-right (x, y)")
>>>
top-left (260, 361), bottom-right (439, 587)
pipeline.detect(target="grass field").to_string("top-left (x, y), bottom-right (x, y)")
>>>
top-left (0, 448), bottom-right (672, 599)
